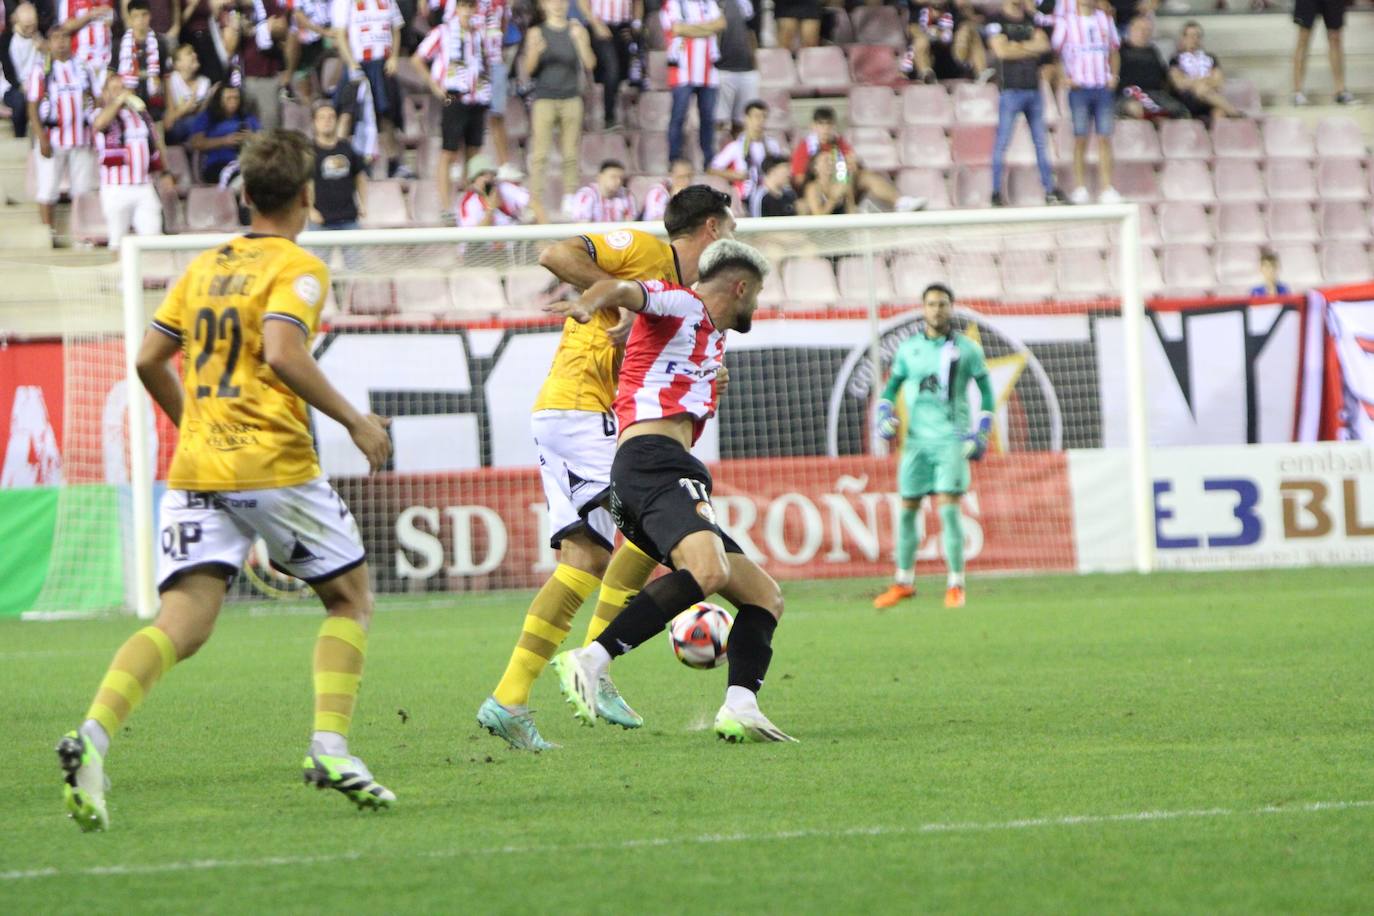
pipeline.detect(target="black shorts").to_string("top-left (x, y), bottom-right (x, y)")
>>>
top-left (441, 97), bottom-right (488, 151)
top-left (296, 39), bottom-right (328, 74)
top-left (1176, 90), bottom-right (1214, 120)
top-left (1293, 0), bottom-right (1345, 30)
top-left (608, 434), bottom-right (742, 566)
top-left (774, 0), bottom-right (822, 21)
top-left (932, 42), bottom-right (970, 81)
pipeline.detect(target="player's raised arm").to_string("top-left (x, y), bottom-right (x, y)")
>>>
top-left (538, 237), bottom-right (617, 291)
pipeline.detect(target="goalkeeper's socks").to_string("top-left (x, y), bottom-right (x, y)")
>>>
top-left (83, 624), bottom-right (179, 749)
top-left (939, 503), bottom-right (965, 576)
top-left (595, 569), bottom-right (704, 659)
top-left (726, 604), bottom-right (778, 694)
top-left (894, 568), bottom-right (915, 587)
top-left (313, 616), bottom-right (369, 739)
top-left (493, 563), bottom-right (598, 707)
top-left (947, 572), bottom-right (965, 589)
top-left (896, 505), bottom-right (919, 572)
top-left (584, 540), bottom-right (658, 646)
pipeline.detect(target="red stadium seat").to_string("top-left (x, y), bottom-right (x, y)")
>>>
top-left (1266, 201), bottom-right (1319, 242)
top-left (1162, 246), bottom-right (1217, 296)
top-left (1053, 123), bottom-right (1098, 165)
top-left (70, 191), bottom-right (108, 245)
top-left (901, 84), bottom-right (954, 126)
top-left (893, 252), bottom-right (949, 297)
top-left (1156, 202), bottom-right (1213, 244)
top-left (444, 269), bottom-right (506, 317)
top-left (1316, 158), bottom-right (1369, 202)
top-left (1319, 201), bottom-right (1372, 241)
top-left (756, 48), bottom-right (799, 91)
top-left (757, 267), bottom-right (786, 309)
top-left (1007, 166), bottom-right (1049, 206)
top-left (828, 7), bottom-right (854, 44)
top-left (1320, 241), bottom-right (1372, 284)
top-left (163, 145), bottom-right (193, 196)
top-left (1139, 247), bottom-right (1165, 296)
top-left (408, 179), bottom-right (444, 226)
top-left (896, 168), bottom-right (951, 209)
top-left (797, 46), bottom-right (849, 93)
top-left (1222, 79), bottom-right (1261, 118)
top-left (1215, 202), bottom-right (1267, 244)
top-left (1113, 161), bottom-right (1161, 203)
top-left (636, 91), bottom-right (673, 132)
top-left (1056, 248), bottom-right (1113, 298)
top-left (1265, 160), bottom-right (1317, 201)
top-left (1262, 117), bottom-right (1316, 159)
top-left (947, 251), bottom-right (1002, 299)
top-left (1270, 242), bottom-right (1323, 286)
top-left (1211, 118), bottom-right (1262, 160)
top-left (1214, 243), bottom-right (1261, 293)
top-left (781, 257), bottom-right (840, 307)
top-left (646, 50), bottom-right (668, 91)
top-left (1138, 204), bottom-right (1161, 246)
top-left (849, 86), bottom-right (900, 129)
top-left (900, 125), bottom-right (952, 169)
top-left (1160, 160), bottom-right (1215, 203)
top-left (1159, 119), bottom-right (1212, 161)
top-left (952, 83), bottom-right (999, 126)
top-left (185, 187), bottom-right (240, 232)
top-left (1215, 160), bottom-right (1265, 202)
top-left (1315, 116), bottom-right (1367, 159)
top-left (950, 125), bottom-right (996, 168)
top-left (360, 180), bottom-right (410, 229)
top-left (503, 265), bottom-right (565, 314)
top-left (1111, 119), bottom-right (1161, 163)
top-left (634, 132), bottom-right (671, 175)
top-left (580, 133), bottom-right (630, 179)
top-left (999, 249), bottom-right (1055, 299)
top-left (851, 5), bottom-right (906, 49)
top-left (345, 279), bottom-right (397, 316)
top-left (847, 45), bottom-right (901, 86)
top-left (836, 255), bottom-right (897, 305)
top-left (952, 166), bottom-right (993, 208)
top-left (395, 273), bottom-right (453, 315)
top-left (851, 127), bottom-right (899, 171)
top-left (760, 89), bottom-right (792, 130)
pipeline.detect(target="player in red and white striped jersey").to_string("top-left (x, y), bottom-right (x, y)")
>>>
top-left (92, 75), bottom-right (171, 250)
top-left (662, 0), bottom-right (724, 166)
top-left (546, 238), bottom-right (797, 745)
top-left (1051, 0), bottom-right (1120, 205)
top-left (57, 0), bottom-right (114, 85)
top-left (569, 158), bottom-right (637, 223)
top-left (26, 25), bottom-right (97, 227)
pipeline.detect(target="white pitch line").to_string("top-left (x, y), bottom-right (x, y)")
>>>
top-left (4, 799), bottom-right (1371, 883)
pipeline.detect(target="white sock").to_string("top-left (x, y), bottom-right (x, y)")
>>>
top-left (311, 731), bottom-right (348, 757)
top-left (947, 572), bottom-right (964, 588)
top-left (725, 685), bottom-right (759, 712)
top-left (894, 568), bottom-right (915, 587)
top-left (582, 641), bottom-right (612, 675)
top-left (80, 719), bottom-right (111, 757)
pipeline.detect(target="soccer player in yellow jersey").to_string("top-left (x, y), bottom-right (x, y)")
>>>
top-left (477, 186), bottom-right (736, 750)
top-left (56, 130), bottom-right (397, 832)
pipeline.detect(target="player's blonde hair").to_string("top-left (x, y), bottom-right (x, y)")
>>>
top-left (698, 239), bottom-right (771, 282)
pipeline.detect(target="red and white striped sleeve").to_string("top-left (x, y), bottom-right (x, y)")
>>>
top-left (638, 280), bottom-right (705, 319)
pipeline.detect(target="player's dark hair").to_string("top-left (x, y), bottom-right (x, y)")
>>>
top-left (127, 0), bottom-right (150, 11)
top-left (664, 185), bottom-right (732, 240)
top-left (761, 155), bottom-right (789, 174)
top-left (813, 106), bottom-right (837, 124)
top-left (599, 158), bottom-right (625, 173)
top-left (923, 282), bottom-right (955, 302)
top-left (240, 129), bottom-right (314, 217)
top-left (744, 99), bottom-right (767, 115)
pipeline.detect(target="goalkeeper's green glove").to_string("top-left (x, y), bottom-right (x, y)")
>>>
top-left (963, 412), bottom-right (992, 460)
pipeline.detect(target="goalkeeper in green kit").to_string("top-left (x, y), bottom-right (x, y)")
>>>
top-left (873, 283), bottom-right (995, 610)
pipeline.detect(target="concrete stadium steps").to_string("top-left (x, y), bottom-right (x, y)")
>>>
top-left (0, 250), bottom-right (121, 337)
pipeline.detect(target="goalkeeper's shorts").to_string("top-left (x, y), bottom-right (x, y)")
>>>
top-left (899, 438), bottom-right (969, 499)
top-left (533, 409), bottom-right (619, 552)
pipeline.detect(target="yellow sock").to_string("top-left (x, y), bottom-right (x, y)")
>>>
top-left (313, 616), bottom-right (368, 737)
top-left (584, 540), bottom-right (659, 646)
top-left (84, 625), bottom-right (178, 740)
top-left (493, 563), bottom-right (599, 708)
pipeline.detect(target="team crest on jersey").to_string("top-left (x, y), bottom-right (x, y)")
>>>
top-left (604, 230), bottom-right (634, 250)
top-left (294, 274), bottom-right (323, 308)
top-left (695, 500), bottom-right (717, 525)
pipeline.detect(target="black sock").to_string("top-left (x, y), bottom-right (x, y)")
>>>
top-left (595, 569), bottom-right (704, 659)
top-left (726, 605), bottom-right (777, 693)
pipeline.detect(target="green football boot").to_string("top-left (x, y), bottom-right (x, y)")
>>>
top-left (302, 750), bottom-right (395, 810)
top-left (713, 705), bottom-right (797, 744)
top-left (477, 696), bottom-right (558, 751)
top-left (595, 674), bottom-right (643, 729)
top-left (56, 730), bottom-right (109, 832)
top-left (550, 649), bottom-right (598, 727)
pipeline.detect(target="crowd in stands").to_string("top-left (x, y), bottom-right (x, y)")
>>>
top-left (0, 0), bottom-right (1369, 297)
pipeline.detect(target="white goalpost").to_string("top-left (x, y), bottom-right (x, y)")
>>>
top-left (56, 204), bottom-right (1149, 620)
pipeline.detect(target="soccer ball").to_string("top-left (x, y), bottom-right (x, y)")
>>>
top-left (668, 602), bottom-right (734, 670)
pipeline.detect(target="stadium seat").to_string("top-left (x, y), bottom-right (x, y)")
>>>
top-left (760, 89), bottom-right (792, 130)
top-left (163, 145), bottom-right (193, 196)
top-left (408, 179), bottom-right (444, 226)
top-left (1266, 201), bottom-right (1319, 242)
top-left (627, 174), bottom-right (666, 210)
top-left (1270, 242), bottom-right (1323, 287)
top-left (1007, 166), bottom-right (1049, 206)
top-left (1215, 202), bottom-right (1267, 243)
top-left (893, 252), bottom-right (949, 297)
top-left (159, 184), bottom-right (184, 234)
top-left (1002, 122), bottom-right (1047, 168)
top-left (1111, 119), bottom-right (1161, 163)
top-left (952, 83), bottom-right (999, 126)
top-left (185, 187), bottom-right (240, 232)
top-left (999, 250), bottom-right (1055, 299)
top-left (503, 97), bottom-right (530, 142)
top-left (1222, 79), bottom-right (1261, 118)
top-left (896, 168), bottom-right (951, 209)
top-left (781, 257), bottom-right (840, 307)
top-left (1211, 118), bottom-right (1263, 160)
top-left (1320, 241), bottom-right (1372, 284)
top-left (395, 273), bottom-right (453, 315)
top-left (360, 180), bottom-right (410, 229)
top-left (580, 133), bottom-right (630, 179)
top-left (1160, 160), bottom-right (1214, 203)
top-left (69, 191), bottom-right (108, 244)
top-left (836, 255), bottom-right (897, 305)
top-left (1162, 246), bottom-right (1217, 296)
top-left (1262, 117), bottom-right (1316, 159)
top-left (345, 279), bottom-right (397, 316)
top-left (646, 50), bottom-right (668, 91)
top-left (1159, 120), bottom-right (1212, 161)
top-left (1319, 201), bottom-right (1372, 241)
top-left (1156, 202), bottom-right (1214, 244)
top-left (901, 84), bottom-right (954, 126)
top-left (827, 6), bottom-right (854, 44)
top-left (848, 86), bottom-right (900, 129)
top-left (444, 269), bottom-right (506, 316)
top-left (952, 166), bottom-right (993, 208)
top-left (756, 48), bottom-right (799, 91)
top-left (1214, 160), bottom-right (1265, 202)
top-left (851, 128), bottom-right (899, 171)
top-left (1113, 161), bottom-right (1161, 203)
top-left (634, 132), bottom-right (671, 175)
top-left (899, 125), bottom-right (952, 169)
top-left (1055, 248), bottom-right (1113, 298)
top-left (797, 46), bottom-right (849, 93)
top-left (1265, 160), bottom-right (1317, 201)
top-left (757, 265), bottom-right (786, 309)
top-left (851, 4), bottom-right (906, 49)
top-left (1315, 117), bottom-right (1367, 160)
top-left (1139, 247), bottom-right (1165, 296)
top-left (503, 265), bottom-right (565, 314)
top-left (1214, 242), bottom-right (1261, 293)
top-left (141, 249), bottom-right (178, 284)
top-left (1316, 158), bottom-right (1370, 202)
top-left (636, 91), bottom-right (673, 132)
top-left (947, 252), bottom-right (1002, 299)
top-left (847, 45), bottom-right (901, 86)
top-left (950, 125), bottom-right (996, 168)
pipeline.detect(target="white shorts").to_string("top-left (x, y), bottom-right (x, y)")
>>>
top-left (156, 477), bottom-right (366, 591)
top-left (34, 146), bottom-right (96, 204)
top-left (533, 409), bottom-right (617, 552)
top-left (100, 182), bottom-right (161, 250)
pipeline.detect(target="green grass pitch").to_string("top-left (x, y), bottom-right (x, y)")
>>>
top-left (3, 568), bottom-right (1374, 913)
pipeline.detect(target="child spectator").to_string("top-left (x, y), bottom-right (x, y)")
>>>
top-left (748, 154), bottom-right (796, 217)
top-left (1251, 250), bottom-right (1291, 297)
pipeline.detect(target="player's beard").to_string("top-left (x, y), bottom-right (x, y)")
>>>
top-left (734, 314), bottom-right (752, 333)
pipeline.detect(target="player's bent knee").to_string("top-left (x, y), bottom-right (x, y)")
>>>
top-left (315, 564), bottom-right (375, 628)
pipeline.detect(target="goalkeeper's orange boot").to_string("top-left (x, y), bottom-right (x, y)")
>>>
top-left (873, 583), bottom-right (916, 609)
top-left (944, 585), bottom-right (966, 608)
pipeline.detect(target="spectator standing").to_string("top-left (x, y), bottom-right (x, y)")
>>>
top-left (639, 155), bottom-right (691, 220)
top-left (661, 0), bottom-right (722, 167)
top-left (987, 0), bottom-right (1061, 207)
top-left (771, 0), bottom-right (816, 52)
top-left (179, 0), bottom-right (241, 85)
top-left (237, 0), bottom-right (289, 131)
top-left (905, 0), bottom-right (987, 84)
top-left (332, 0), bottom-right (412, 178)
top-left (707, 97), bottom-right (778, 199)
top-left (92, 74), bottom-right (172, 249)
top-left (568, 157), bottom-right (635, 221)
top-left (414, 0), bottom-right (492, 221)
top-left (284, 0), bottom-right (332, 98)
top-left (458, 152), bottom-right (529, 225)
top-left (712, 0), bottom-right (754, 136)
top-left (27, 22), bottom-right (95, 228)
top-left (189, 77), bottom-right (261, 183)
top-left (1052, 0), bottom-right (1120, 204)
top-left (335, 63), bottom-right (379, 163)
top-left (432, 0), bottom-right (510, 161)
top-left (747, 154), bottom-right (795, 217)
top-left (1291, 0), bottom-right (1356, 106)
top-left (577, 0), bottom-right (638, 129)
top-left (802, 147), bottom-right (854, 216)
top-left (310, 99), bottom-right (368, 228)
top-left (523, 0), bottom-right (593, 222)
top-left (1, 2), bottom-right (43, 136)
top-left (1250, 250), bottom-right (1290, 297)
top-left (1167, 21), bottom-right (1239, 122)
top-left (57, 0), bottom-right (113, 87)
top-left (163, 42), bottom-right (210, 143)
top-left (788, 107), bottom-right (923, 212)
top-left (115, 0), bottom-right (165, 118)
top-left (1115, 15), bottom-right (1186, 120)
